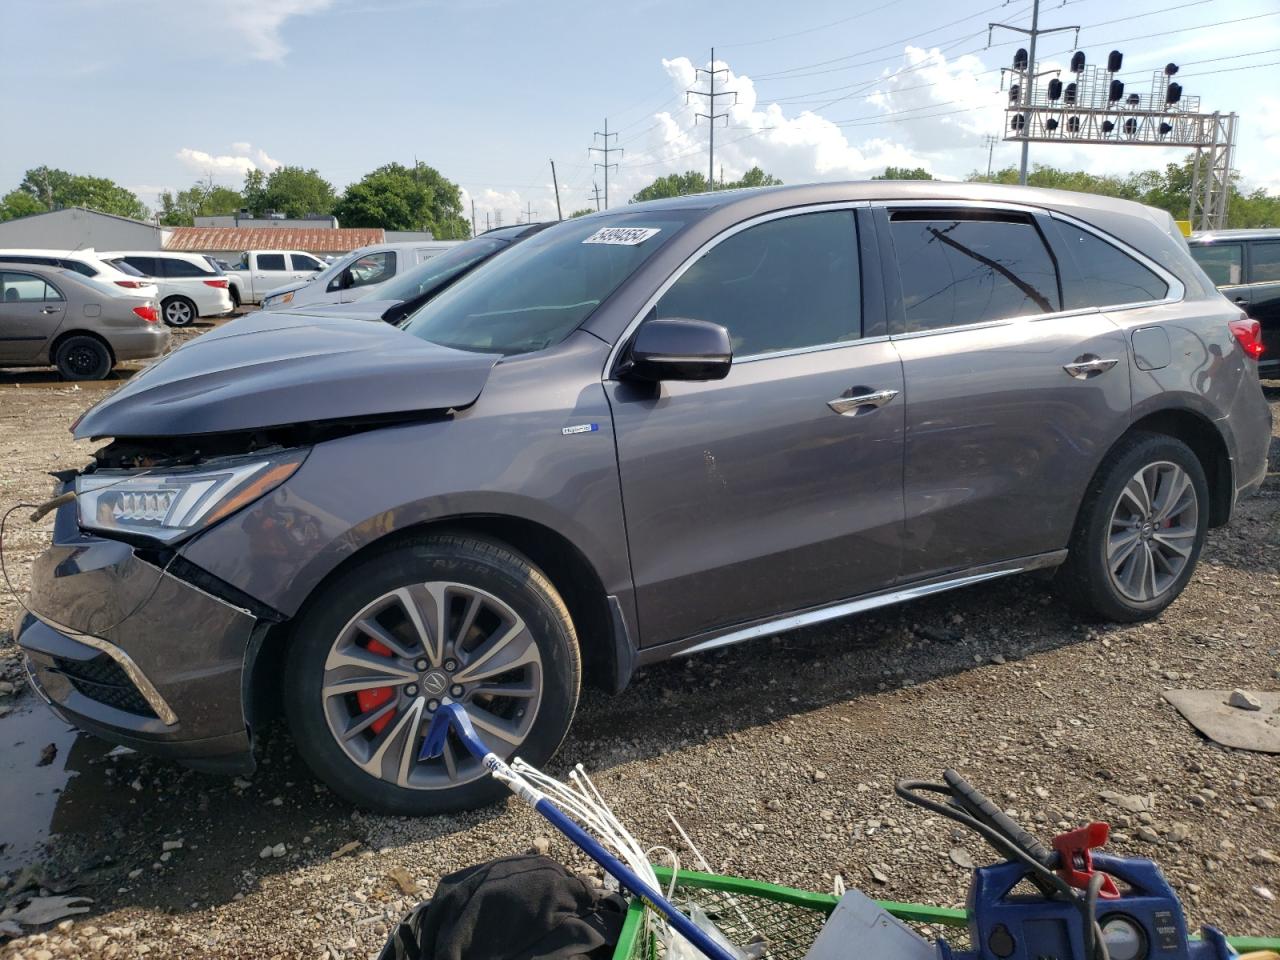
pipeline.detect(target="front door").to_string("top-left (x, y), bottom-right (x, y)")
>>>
top-left (606, 208), bottom-right (906, 647)
top-left (0, 271), bottom-right (64, 363)
top-left (880, 206), bottom-right (1157, 580)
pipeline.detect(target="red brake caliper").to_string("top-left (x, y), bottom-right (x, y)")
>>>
top-left (356, 639), bottom-right (397, 734)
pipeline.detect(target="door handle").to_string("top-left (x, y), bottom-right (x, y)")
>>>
top-left (41, 305), bottom-right (62, 314)
top-left (1063, 355), bottom-right (1119, 379)
top-left (827, 388), bottom-right (899, 416)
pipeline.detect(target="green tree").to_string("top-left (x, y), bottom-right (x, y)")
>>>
top-left (568, 207), bottom-right (596, 218)
top-left (0, 189), bottom-right (47, 222)
top-left (157, 177), bottom-right (244, 226)
top-left (242, 165), bottom-right (335, 219)
top-left (629, 166), bottom-right (781, 204)
top-left (873, 166), bottom-right (934, 181)
top-left (333, 162), bottom-right (469, 237)
top-left (8, 165), bottom-right (148, 220)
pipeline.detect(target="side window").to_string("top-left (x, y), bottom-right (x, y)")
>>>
top-left (164, 257), bottom-right (212, 278)
top-left (348, 251), bottom-right (395, 288)
top-left (654, 210), bottom-right (861, 357)
top-left (1248, 242), bottom-right (1280, 284)
top-left (0, 272), bottom-right (52, 302)
top-left (291, 254), bottom-right (322, 271)
top-left (256, 254), bottom-right (287, 271)
top-left (61, 259), bottom-right (97, 277)
top-left (889, 212), bottom-right (1060, 332)
top-left (1189, 244), bottom-right (1243, 286)
top-left (123, 256), bottom-right (161, 276)
top-left (1049, 220), bottom-right (1169, 308)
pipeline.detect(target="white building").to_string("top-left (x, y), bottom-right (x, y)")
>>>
top-left (0, 206), bottom-right (169, 251)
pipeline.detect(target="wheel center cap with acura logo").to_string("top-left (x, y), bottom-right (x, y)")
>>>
top-left (421, 671), bottom-right (449, 696)
top-left (1140, 520), bottom-right (1156, 540)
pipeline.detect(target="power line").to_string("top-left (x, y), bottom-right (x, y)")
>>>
top-left (719, 0), bottom-right (906, 50)
top-left (687, 47), bottom-right (737, 188)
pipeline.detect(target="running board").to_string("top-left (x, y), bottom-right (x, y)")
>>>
top-left (656, 550), bottom-right (1067, 661)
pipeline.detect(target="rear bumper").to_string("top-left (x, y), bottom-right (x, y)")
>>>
top-left (111, 325), bottom-right (171, 362)
top-left (198, 289), bottom-right (235, 317)
top-left (15, 500), bottom-right (258, 772)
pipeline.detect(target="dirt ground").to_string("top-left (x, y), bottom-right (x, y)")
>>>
top-left (0, 324), bottom-right (1277, 959)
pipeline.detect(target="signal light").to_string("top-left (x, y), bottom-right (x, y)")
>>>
top-left (1158, 122), bottom-right (1173, 136)
top-left (1046, 118), bottom-right (1059, 131)
top-left (1165, 62), bottom-right (1179, 77)
top-left (1070, 51), bottom-right (1086, 72)
top-left (1126, 93), bottom-right (1140, 106)
top-left (1101, 120), bottom-right (1115, 133)
top-left (1011, 113), bottom-right (1026, 132)
top-left (1067, 116), bottom-right (1081, 133)
top-left (1124, 118), bottom-right (1138, 135)
top-left (1107, 50), bottom-right (1123, 72)
top-left (1166, 82), bottom-right (1182, 105)
top-left (1109, 79), bottom-right (1125, 102)
top-left (1009, 83), bottom-right (1021, 102)
top-left (1047, 78), bottom-right (1063, 100)
top-left (1064, 82), bottom-right (1077, 104)
top-left (1014, 48), bottom-right (1029, 70)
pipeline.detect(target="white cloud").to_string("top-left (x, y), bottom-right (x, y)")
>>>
top-left (175, 143), bottom-right (282, 178)
top-left (218, 0), bottom-right (334, 62)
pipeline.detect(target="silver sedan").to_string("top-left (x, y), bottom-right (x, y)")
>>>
top-left (0, 264), bottom-right (170, 380)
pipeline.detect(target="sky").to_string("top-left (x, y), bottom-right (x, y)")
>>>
top-left (3, 0), bottom-right (1278, 230)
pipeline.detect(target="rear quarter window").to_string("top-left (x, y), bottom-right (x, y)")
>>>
top-left (1049, 220), bottom-right (1169, 308)
top-left (164, 257), bottom-right (213, 278)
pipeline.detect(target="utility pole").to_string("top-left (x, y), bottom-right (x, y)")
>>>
top-left (588, 182), bottom-right (603, 212)
top-left (485, 211), bottom-right (491, 232)
top-left (471, 198), bottom-right (477, 236)
top-left (523, 200), bottom-right (536, 224)
top-left (589, 119), bottom-right (622, 210)
top-left (687, 47), bottom-right (736, 189)
top-left (982, 134), bottom-right (1000, 180)
top-left (989, 0), bottom-right (1078, 184)
top-left (550, 159), bottom-right (563, 221)
top-left (495, 210), bottom-right (503, 228)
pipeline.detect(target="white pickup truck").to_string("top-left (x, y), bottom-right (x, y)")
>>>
top-left (223, 250), bottom-right (327, 307)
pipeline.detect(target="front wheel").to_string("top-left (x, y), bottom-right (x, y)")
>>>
top-left (1055, 432), bottom-right (1208, 622)
top-left (283, 534), bottom-right (581, 814)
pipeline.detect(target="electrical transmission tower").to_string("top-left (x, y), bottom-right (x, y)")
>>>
top-left (589, 119), bottom-right (622, 210)
top-left (687, 47), bottom-right (736, 189)
top-left (990, 0), bottom-right (1079, 184)
top-left (522, 201), bottom-right (537, 224)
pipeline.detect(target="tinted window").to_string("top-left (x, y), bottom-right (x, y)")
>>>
top-left (0, 255), bottom-right (55, 268)
top-left (889, 212), bottom-right (1060, 332)
top-left (112, 259), bottom-right (147, 277)
top-left (0, 272), bottom-right (54, 302)
top-left (164, 257), bottom-right (212, 278)
top-left (1050, 220), bottom-right (1168, 307)
top-left (256, 254), bottom-right (287, 271)
top-left (59, 259), bottom-right (97, 277)
top-left (655, 211), bottom-right (861, 356)
top-left (291, 254), bottom-right (323, 271)
top-left (1249, 242), bottom-right (1280, 283)
top-left (1189, 244), bottom-right (1243, 286)
top-left (347, 251), bottom-right (395, 288)
top-left (404, 215), bottom-right (687, 355)
top-left (122, 256), bottom-right (161, 276)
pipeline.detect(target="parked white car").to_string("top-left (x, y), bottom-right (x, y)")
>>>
top-left (224, 250), bottom-right (327, 307)
top-left (103, 251), bottom-right (234, 327)
top-left (259, 240), bottom-right (460, 311)
top-left (0, 248), bottom-right (159, 301)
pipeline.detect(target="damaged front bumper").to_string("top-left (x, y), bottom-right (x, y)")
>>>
top-left (15, 495), bottom-right (261, 773)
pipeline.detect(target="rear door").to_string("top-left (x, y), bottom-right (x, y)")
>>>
top-left (880, 204), bottom-right (1133, 581)
top-left (606, 206), bottom-right (906, 647)
top-left (1245, 241), bottom-right (1280, 369)
top-left (0, 271), bottom-right (65, 362)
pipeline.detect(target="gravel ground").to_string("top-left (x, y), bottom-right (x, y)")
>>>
top-left (0, 330), bottom-right (1277, 959)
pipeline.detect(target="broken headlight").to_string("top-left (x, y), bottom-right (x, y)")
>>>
top-left (75, 450), bottom-right (306, 544)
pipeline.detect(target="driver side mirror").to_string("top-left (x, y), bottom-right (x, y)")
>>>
top-left (618, 317), bottom-right (733, 382)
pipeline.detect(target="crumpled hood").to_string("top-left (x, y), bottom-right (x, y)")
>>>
top-left (74, 311), bottom-right (499, 439)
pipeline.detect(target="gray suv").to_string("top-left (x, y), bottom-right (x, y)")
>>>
top-left (16, 182), bottom-right (1271, 813)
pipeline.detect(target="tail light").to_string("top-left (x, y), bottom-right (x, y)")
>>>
top-left (115, 280), bottom-right (147, 289)
top-left (132, 304), bottom-right (159, 323)
top-left (1229, 317), bottom-right (1264, 360)
top-left (203, 278), bottom-right (229, 288)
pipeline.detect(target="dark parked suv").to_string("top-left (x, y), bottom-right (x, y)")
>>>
top-left (1188, 228), bottom-right (1280, 376)
top-left (16, 182), bottom-right (1271, 813)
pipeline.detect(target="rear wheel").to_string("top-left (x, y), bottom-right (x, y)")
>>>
top-left (54, 335), bottom-right (112, 381)
top-left (229, 285), bottom-right (241, 309)
top-left (283, 534), bottom-right (581, 814)
top-left (1055, 432), bottom-right (1208, 622)
top-left (161, 296), bottom-right (197, 327)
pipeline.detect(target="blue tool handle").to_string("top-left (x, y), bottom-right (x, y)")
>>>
top-left (533, 798), bottom-right (741, 960)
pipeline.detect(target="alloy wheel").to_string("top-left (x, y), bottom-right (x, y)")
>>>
top-left (1106, 460), bottom-right (1198, 603)
top-left (165, 300), bottom-right (194, 325)
top-left (320, 581), bottom-right (543, 790)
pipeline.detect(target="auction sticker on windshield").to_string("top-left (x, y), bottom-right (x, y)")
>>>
top-left (582, 227), bottom-right (661, 245)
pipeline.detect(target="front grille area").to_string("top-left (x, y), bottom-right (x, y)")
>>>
top-left (53, 654), bottom-right (157, 719)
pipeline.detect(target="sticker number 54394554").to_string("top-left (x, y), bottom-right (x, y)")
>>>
top-left (582, 227), bottom-right (661, 245)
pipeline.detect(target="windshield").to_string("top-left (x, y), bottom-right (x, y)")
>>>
top-left (401, 214), bottom-right (688, 355)
top-left (371, 237), bottom-right (505, 303)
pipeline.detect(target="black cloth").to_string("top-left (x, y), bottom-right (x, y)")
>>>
top-left (378, 855), bottom-right (629, 960)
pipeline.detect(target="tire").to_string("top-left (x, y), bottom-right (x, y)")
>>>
top-left (1054, 431), bottom-right (1209, 622)
top-left (229, 286), bottom-right (241, 309)
top-left (54, 335), bottom-right (112, 381)
top-left (284, 534), bottom-right (581, 814)
top-left (161, 296), bottom-right (197, 327)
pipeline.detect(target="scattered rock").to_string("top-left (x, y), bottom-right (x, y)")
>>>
top-left (161, 840), bottom-right (183, 852)
top-left (387, 867), bottom-right (419, 896)
top-left (259, 846), bottom-right (274, 860)
top-left (11, 895), bottom-right (93, 926)
top-left (271, 843), bottom-right (286, 858)
top-left (1227, 689), bottom-right (1262, 711)
top-left (949, 847), bottom-right (975, 870)
top-left (869, 865), bottom-right (889, 884)
top-left (36, 743), bottom-right (57, 767)
top-left (1135, 826), bottom-right (1160, 843)
top-left (1253, 886), bottom-right (1275, 903)
top-left (532, 836), bottom-right (551, 856)
top-left (1100, 791), bottom-right (1154, 814)
top-left (1249, 849), bottom-right (1280, 866)
top-left (330, 841), bottom-right (361, 860)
